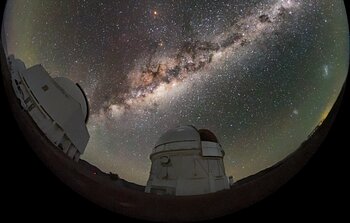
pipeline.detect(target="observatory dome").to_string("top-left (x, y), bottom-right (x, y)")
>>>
top-left (155, 125), bottom-right (200, 149)
top-left (54, 77), bottom-right (89, 123)
top-left (8, 56), bottom-right (90, 162)
top-left (152, 125), bottom-right (223, 156)
top-left (146, 125), bottom-right (231, 196)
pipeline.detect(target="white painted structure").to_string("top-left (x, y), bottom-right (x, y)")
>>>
top-left (145, 126), bottom-right (232, 196)
top-left (8, 56), bottom-right (90, 161)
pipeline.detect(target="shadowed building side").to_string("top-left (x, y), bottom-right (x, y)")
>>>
top-left (145, 125), bottom-right (233, 196)
top-left (1, 23), bottom-right (7, 56)
top-left (7, 56), bottom-right (90, 161)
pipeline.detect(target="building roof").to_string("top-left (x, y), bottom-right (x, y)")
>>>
top-left (54, 77), bottom-right (89, 122)
top-left (152, 126), bottom-right (221, 156)
top-left (155, 125), bottom-right (200, 148)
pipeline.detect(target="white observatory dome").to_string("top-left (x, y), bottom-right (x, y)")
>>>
top-left (156, 125), bottom-right (200, 146)
top-left (146, 125), bottom-right (231, 196)
top-left (9, 56), bottom-right (90, 162)
top-left (54, 77), bottom-right (89, 122)
top-left (153, 125), bottom-right (201, 154)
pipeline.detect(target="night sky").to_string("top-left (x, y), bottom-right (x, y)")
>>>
top-left (3, 0), bottom-right (348, 185)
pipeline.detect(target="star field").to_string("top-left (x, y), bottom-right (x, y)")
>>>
top-left (3, 0), bottom-right (349, 184)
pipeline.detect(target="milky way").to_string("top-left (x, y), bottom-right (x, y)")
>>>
top-left (3, 0), bottom-right (349, 184)
top-left (105, 0), bottom-right (300, 118)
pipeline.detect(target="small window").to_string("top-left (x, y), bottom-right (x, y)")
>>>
top-left (42, 85), bottom-right (49, 91)
top-left (160, 156), bottom-right (171, 166)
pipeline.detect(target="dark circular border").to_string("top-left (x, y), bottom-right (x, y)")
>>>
top-left (1, 2), bottom-right (348, 221)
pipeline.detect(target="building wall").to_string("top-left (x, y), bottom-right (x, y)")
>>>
top-left (146, 149), bottom-right (230, 196)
